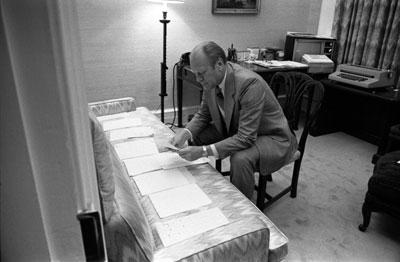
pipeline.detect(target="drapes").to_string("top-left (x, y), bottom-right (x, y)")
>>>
top-left (332, 0), bottom-right (400, 88)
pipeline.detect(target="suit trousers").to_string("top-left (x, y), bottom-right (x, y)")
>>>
top-left (191, 124), bottom-right (259, 200)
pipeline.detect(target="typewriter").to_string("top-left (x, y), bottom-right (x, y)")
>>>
top-left (329, 64), bottom-right (394, 89)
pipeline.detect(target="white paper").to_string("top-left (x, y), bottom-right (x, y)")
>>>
top-left (252, 60), bottom-right (308, 68)
top-left (157, 152), bottom-right (209, 169)
top-left (114, 138), bottom-right (159, 160)
top-left (156, 207), bottom-right (229, 247)
top-left (149, 184), bottom-right (211, 218)
top-left (108, 126), bottom-right (153, 141)
top-left (102, 117), bottom-right (142, 131)
top-left (97, 112), bottom-right (130, 123)
top-left (133, 167), bottom-right (193, 195)
top-left (123, 154), bottom-right (162, 176)
top-left (157, 139), bottom-right (179, 151)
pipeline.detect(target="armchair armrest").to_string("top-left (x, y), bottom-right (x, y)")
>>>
top-left (89, 97), bottom-right (136, 117)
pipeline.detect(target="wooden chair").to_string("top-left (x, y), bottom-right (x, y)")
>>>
top-left (216, 71), bottom-right (325, 210)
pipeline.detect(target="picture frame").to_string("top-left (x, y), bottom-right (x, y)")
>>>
top-left (212, 0), bottom-right (260, 14)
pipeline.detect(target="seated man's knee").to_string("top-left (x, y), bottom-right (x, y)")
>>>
top-left (230, 151), bottom-right (253, 169)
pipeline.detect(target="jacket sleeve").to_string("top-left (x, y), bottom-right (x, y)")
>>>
top-left (185, 90), bottom-right (212, 136)
top-left (215, 78), bottom-right (266, 159)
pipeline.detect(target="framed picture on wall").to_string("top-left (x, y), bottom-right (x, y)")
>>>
top-left (212, 0), bottom-right (260, 14)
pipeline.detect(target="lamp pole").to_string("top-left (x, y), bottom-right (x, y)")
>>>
top-left (159, 11), bottom-right (170, 123)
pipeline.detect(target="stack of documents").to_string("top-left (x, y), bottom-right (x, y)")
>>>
top-left (123, 151), bottom-right (209, 176)
top-left (114, 138), bottom-right (159, 160)
top-left (149, 184), bottom-right (211, 218)
top-left (97, 112), bottom-right (130, 123)
top-left (108, 126), bottom-right (153, 141)
top-left (251, 60), bottom-right (308, 68)
top-left (133, 167), bottom-right (194, 196)
top-left (156, 207), bottom-right (229, 246)
top-left (102, 117), bottom-right (142, 131)
top-left (157, 152), bottom-right (209, 170)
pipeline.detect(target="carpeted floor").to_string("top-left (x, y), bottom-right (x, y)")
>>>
top-left (262, 131), bottom-right (400, 262)
top-left (166, 111), bottom-right (400, 261)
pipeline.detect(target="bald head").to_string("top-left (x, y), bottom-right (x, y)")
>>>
top-left (190, 41), bottom-right (227, 67)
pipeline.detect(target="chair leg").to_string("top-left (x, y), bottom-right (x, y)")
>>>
top-left (257, 174), bottom-right (268, 210)
top-left (359, 201), bottom-right (371, 232)
top-left (290, 159), bottom-right (301, 198)
top-left (216, 159), bottom-right (222, 172)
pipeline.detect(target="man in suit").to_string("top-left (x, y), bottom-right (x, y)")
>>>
top-left (171, 41), bottom-right (297, 200)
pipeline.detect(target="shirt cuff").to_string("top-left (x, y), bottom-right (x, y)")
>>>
top-left (210, 144), bottom-right (219, 159)
top-left (183, 128), bottom-right (193, 141)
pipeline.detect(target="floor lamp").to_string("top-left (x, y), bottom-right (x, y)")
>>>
top-left (149, 0), bottom-right (184, 123)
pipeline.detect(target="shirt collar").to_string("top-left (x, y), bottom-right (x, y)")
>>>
top-left (218, 68), bottom-right (227, 96)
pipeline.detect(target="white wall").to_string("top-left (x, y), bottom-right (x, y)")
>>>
top-left (77, 0), bottom-right (323, 108)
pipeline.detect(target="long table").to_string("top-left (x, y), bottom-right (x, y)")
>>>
top-left (121, 107), bottom-right (290, 261)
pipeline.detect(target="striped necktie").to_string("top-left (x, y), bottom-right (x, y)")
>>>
top-left (216, 86), bottom-right (225, 118)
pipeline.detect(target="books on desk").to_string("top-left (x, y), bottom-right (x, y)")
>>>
top-left (248, 60), bottom-right (308, 69)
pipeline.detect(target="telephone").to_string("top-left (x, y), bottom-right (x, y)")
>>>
top-left (180, 52), bottom-right (190, 66)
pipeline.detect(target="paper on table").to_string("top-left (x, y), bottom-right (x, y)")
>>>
top-left (102, 117), bottom-right (142, 131)
top-left (114, 138), bottom-right (159, 160)
top-left (157, 152), bottom-right (209, 169)
top-left (149, 184), bottom-right (211, 218)
top-left (123, 154), bottom-right (162, 176)
top-left (157, 139), bottom-right (179, 151)
top-left (156, 207), bottom-right (229, 247)
top-left (97, 112), bottom-right (130, 123)
top-left (252, 60), bottom-right (308, 68)
top-left (133, 167), bottom-right (194, 195)
top-left (108, 126), bottom-right (153, 141)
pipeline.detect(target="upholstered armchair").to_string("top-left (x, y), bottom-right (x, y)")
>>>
top-left (359, 124), bottom-right (400, 232)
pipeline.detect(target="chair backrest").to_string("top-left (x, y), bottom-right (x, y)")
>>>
top-left (270, 71), bottom-right (325, 155)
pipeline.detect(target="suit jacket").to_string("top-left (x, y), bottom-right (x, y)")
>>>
top-left (186, 62), bottom-right (297, 174)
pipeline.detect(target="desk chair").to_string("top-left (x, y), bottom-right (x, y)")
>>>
top-left (216, 71), bottom-right (325, 210)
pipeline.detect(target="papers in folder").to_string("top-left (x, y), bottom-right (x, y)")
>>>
top-left (114, 138), bottom-right (159, 160)
top-left (101, 117), bottom-right (142, 131)
top-left (158, 152), bottom-right (209, 170)
top-left (133, 167), bottom-right (194, 195)
top-left (149, 184), bottom-right (211, 218)
top-left (108, 126), bottom-right (153, 141)
top-left (156, 207), bottom-right (229, 247)
top-left (123, 154), bottom-right (163, 176)
top-left (123, 151), bottom-right (209, 176)
top-left (96, 112), bottom-right (130, 123)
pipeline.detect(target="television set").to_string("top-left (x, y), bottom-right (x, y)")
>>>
top-left (284, 32), bottom-right (337, 63)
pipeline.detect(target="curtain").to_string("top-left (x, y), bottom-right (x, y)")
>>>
top-left (332, 0), bottom-right (400, 88)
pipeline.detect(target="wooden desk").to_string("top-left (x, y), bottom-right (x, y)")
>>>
top-left (311, 79), bottom-right (400, 163)
top-left (176, 61), bottom-right (308, 127)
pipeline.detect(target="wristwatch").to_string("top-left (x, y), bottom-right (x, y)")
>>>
top-left (202, 146), bottom-right (208, 157)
